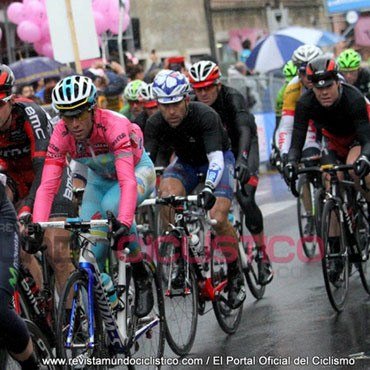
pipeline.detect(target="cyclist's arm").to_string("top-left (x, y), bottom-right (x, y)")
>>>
top-left (110, 123), bottom-right (138, 228)
top-left (19, 108), bottom-right (51, 217)
top-left (231, 93), bottom-right (256, 160)
top-left (205, 150), bottom-right (224, 189)
top-left (32, 124), bottom-right (67, 222)
top-left (277, 114), bottom-right (294, 155)
top-left (353, 97), bottom-right (370, 158)
top-left (287, 100), bottom-right (310, 162)
top-left (144, 117), bottom-right (160, 163)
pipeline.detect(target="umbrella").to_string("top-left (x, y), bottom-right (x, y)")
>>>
top-left (246, 26), bottom-right (344, 73)
top-left (9, 57), bottom-right (70, 85)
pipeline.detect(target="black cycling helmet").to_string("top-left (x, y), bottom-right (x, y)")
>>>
top-left (0, 65), bottom-right (15, 100)
top-left (306, 55), bottom-right (339, 88)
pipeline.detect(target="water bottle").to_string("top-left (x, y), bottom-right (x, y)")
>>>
top-left (101, 273), bottom-right (118, 309)
top-left (228, 212), bottom-right (234, 223)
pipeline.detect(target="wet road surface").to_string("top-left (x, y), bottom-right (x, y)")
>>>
top-left (161, 172), bottom-right (370, 370)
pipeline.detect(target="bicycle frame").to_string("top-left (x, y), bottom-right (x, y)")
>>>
top-left (36, 219), bottom-right (160, 355)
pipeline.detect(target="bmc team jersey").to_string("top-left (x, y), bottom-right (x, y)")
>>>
top-left (33, 108), bottom-right (143, 226)
top-left (145, 101), bottom-right (230, 166)
top-left (194, 85), bottom-right (257, 160)
top-left (288, 83), bottom-right (370, 162)
top-left (0, 100), bottom-right (52, 213)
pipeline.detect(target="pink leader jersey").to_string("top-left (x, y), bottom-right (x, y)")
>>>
top-left (33, 108), bottom-right (143, 227)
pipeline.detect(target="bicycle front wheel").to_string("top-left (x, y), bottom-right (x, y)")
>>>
top-left (321, 199), bottom-right (349, 312)
top-left (297, 174), bottom-right (317, 258)
top-left (56, 269), bottom-right (108, 370)
top-left (157, 231), bottom-right (198, 356)
top-left (234, 204), bottom-right (265, 299)
top-left (211, 242), bottom-right (243, 334)
top-left (129, 261), bottom-right (165, 369)
top-left (356, 204), bottom-right (370, 294)
top-left (3, 320), bottom-right (56, 370)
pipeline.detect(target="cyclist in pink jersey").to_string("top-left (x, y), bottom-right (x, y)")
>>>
top-left (33, 75), bottom-right (156, 318)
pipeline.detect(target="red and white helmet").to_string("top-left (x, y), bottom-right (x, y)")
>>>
top-left (188, 61), bottom-right (221, 88)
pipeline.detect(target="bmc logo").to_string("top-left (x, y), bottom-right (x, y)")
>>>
top-left (25, 106), bottom-right (46, 140)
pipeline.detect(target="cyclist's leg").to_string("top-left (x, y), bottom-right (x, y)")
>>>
top-left (237, 136), bottom-right (272, 285)
top-left (45, 165), bottom-right (75, 295)
top-left (210, 150), bottom-right (246, 308)
top-left (159, 157), bottom-right (197, 230)
top-left (347, 145), bottom-right (370, 202)
top-left (80, 170), bottom-right (108, 272)
top-left (0, 197), bottom-right (37, 369)
top-left (101, 151), bottom-right (156, 317)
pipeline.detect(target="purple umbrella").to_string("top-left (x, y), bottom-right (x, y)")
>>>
top-left (9, 56), bottom-right (70, 85)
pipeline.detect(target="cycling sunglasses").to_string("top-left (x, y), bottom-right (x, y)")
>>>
top-left (61, 109), bottom-right (91, 123)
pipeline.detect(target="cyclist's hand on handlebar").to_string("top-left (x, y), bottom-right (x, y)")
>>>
top-left (354, 155), bottom-right (370, 179)
top-left (199, 185), bottom-right (216, 211)
top-left (19, 216), bottom-right (44, 254)
top-left (107, 211), bottom-right (130, 250)
top-left (235, 154), bottom-right (250, 184)
top-left (283, 161), bottom-right (298, 186)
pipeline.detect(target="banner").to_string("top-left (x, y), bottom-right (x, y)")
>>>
top-left (355, 16), bottom-right (370, 46)
top-left (326, 0), bottom-right (370, 14)
top-left (255, 113), bottom-right (275, 163)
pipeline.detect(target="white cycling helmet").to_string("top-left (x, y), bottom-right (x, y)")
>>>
top-left (123, 79), bottom-right (147, 101)
top-left (139, 83), bottom-right (158, 108)
top-left (52, 75), bottom-right (97, 116)
top-left (188, 60), bottom-right (221, 88)
top-left (292, 45), bottom-right (323, 71)
top-left (152, 70), bottom-right (190, 104)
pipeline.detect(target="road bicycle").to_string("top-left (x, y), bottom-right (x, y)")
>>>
top-left (291, 164), bottom-right (370, 312)
top-left (294, 156), bottom-right (323, 258)
top-left (141, 194), bottom-right (243, 356)
top-left (30, 216), bottom-right (165, 370)
top-left (0, 319), bottom-right (55, 370)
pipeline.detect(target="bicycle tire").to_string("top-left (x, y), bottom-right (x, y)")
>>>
top-left (321, 199), bottom-right (349, 313)
top-left (297, 174), bottom-right (317, 258)
top-left (56, 269), bottom-right (108, 370)
top-left (129, 261), bottom-right (165, 369)
top-left (356, 204), bottom-right (370, 294)
top-left (314, 187), bottom-right (325, 239)
top-left (157, 231), bottom-right (198, 356)
top-left (3, 320), bottom-right (56, 370)
top-left (211, 242), bottom-right (243, 334)
top-left (233, 199), bottom-right (265, 299)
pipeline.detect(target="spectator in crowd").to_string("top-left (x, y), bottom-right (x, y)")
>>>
top-left (240, 38), bottom-right (251, 64)
top-left (35, 77), bottom-right (59, 102)
top-left (128, 64), bottom-right (145, 81)
top-left (16, 84), bottom-right (42, 104)
top-left (85, 61), bottom-right (127, 112)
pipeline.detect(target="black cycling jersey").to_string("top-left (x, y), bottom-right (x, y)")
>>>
top-left (194, 85), bottom-right (257, 160)
top-left (133, 110), bottom-right (148, 132)
top-left (145, 101), bottom-right (230, 166)
top-left (355, 68), bottom-right (370, 99)
top-left (288, 82), bottom-right (370, 162)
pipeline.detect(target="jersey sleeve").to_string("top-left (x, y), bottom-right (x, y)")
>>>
top-left (287, 98), bottom-right (311, 162)
top-left (107, 119), bottom-right (138, 227)
top-left (32, 121), bottom-right (67, 222)
top-left (352, 97), bottom-right (370, 158)
top-left (201, 110), bottom-right (226, 154)
top-left (144, 116), bottom-right (160, 163)
top-left (229, 93), bottom-right (256, 160)
top-left (20, 104), bottom-right (52, 214)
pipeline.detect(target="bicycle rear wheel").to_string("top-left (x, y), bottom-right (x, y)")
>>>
top-left (211, 242), bottom-right (243, 334)
top-left (56, 269), bottom-right (108, 370)
top-left (321, 199), bottom-right (349, 312)
top-left (297, 175), bottom-right (317, 258)
top-left (157, 231), bottom-right (198, 356)
top-left (129, 261), bottom-right (165, 369)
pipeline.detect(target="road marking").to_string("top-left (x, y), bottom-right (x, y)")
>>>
top-left (260, 200), bottom-right (296, 217)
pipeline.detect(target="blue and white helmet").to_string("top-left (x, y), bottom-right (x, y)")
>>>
top-left (52, 75), bottom-right (97, 116)
top-left (152, 70), bottom-right (190, 104)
